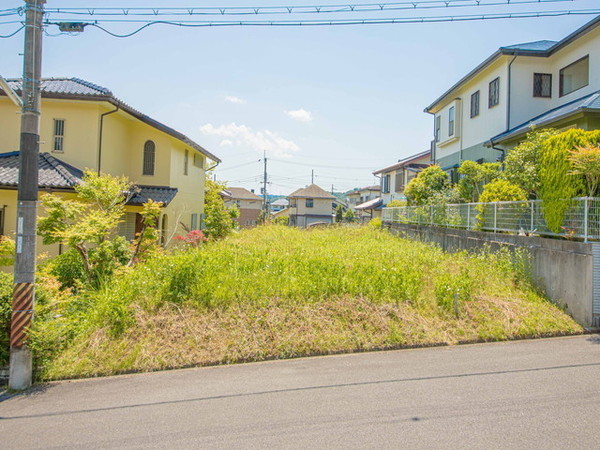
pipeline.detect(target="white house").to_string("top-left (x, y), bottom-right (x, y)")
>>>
top-left (425, 15), bottom-right (600, 178)
top-left (288, 184), bottom-right (336, 228)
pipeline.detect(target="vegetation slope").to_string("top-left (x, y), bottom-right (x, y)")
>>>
top-left (19, 225), bottom-right (581, 381)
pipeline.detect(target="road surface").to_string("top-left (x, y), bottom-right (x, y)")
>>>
top-left (1, 335), bottom-right (600, 449)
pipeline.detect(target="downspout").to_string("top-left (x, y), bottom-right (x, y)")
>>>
top-left (506, 52), bottom-right (518, 133)
top-left (97, 105), bottom-right (119, 174)
top-left (206, 160), bottom-right (220, 171)
top-left (489, 138), bottom-right (506, 161)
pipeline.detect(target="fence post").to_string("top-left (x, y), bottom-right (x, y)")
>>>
top-left (493, 202), bottom-right (497, 233)
top-left (584, 197), bottom-right (589, 243)
top-left (467, 203), bottom-right (471, 230)
top-left (430, 205), bottom-right (433, 226)
top-left (446, 204), bottom-right (450, 227)
top-left (530, 201), bottom-right (534, 233)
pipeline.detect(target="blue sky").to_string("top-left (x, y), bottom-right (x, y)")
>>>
top-left (1, 1), bottom-right (599, 194)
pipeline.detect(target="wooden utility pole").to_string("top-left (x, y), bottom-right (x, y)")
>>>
top-left (9, 0), bottom-right (45, 390)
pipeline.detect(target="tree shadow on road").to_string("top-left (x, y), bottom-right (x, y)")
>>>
top-left (0, 382), bottom-right (54, 403)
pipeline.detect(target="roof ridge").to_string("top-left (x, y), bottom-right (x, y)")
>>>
top-left (69, 77), bottom-right (113, 96)
top-left (40, 152), bottom-right (82, 186)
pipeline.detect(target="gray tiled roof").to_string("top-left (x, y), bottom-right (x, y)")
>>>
top-left (0, 151), bottom-right (178, 205)
top-left (0, 77), bottom-right (221, 163)
top-left (490, 90), bottom-right (600, 143)
top-left (373, 149), bottom-right (431, 175)
top-left (501, 40), bottom-right (557, 52)
top-left (0, 151), bottom-right (83, 188)
top-left (288, 183), bottom-right (336, 199)
top-left (129, 186), bottom-right (178, 206)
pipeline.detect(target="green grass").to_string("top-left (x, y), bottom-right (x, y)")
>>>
top-left (27, 225), bottom-right (582, 380)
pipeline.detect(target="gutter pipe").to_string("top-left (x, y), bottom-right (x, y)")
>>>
top-left (97, 105), bottom-right (119, 174)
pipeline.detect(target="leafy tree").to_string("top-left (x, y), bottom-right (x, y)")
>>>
top-left (503, 128), bottom-right (559, 197)
top-left (539, 129), bottom-right (600, 232)
top-left (204, 178), bottom-right (239, 239)
top-left (404, 165), bottom-right (451, 206)
top-left (343, 208), bottom-right (357, 223)
top-left (568, 145), bottom-right (600, 197)
top-left (335, 204), bottom-right (344, 223)
top-left (457, 160), bottom-right (501, 202)
top-left (38, 171), bottom-right (161, 287)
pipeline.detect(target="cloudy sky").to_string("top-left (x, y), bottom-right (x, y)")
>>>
top-left (0, 0), bottom-right (598, 194)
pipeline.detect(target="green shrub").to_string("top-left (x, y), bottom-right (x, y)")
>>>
top-left (539, 129), bottom-right (600, 232)
top-left (272, 216), bottom-right (289, 226)
top-left (369, 217), bottom-right (382, 229)
top-left (404, 165), bottom-right (451, 206)
top-left (475, 179), bottom-right (527, 230)
top-left (0, 272), bottom-right (13, 367)
top-left (457, 160), bottom-right (501, 202)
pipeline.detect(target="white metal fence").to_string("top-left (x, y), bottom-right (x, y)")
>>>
top-left (382, 197), bottom-right (600, 242)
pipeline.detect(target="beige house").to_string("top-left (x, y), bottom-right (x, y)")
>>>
top-left (221, 187), bottom-right (263, 228)
top-left (288, 184), bottom-right (335, 228)
top-left (373, 150), bottom-right (431, 205)
top-left (426, 15), bottom-right (600, 175)
top-left (346, 185), bottom-right (381, 209)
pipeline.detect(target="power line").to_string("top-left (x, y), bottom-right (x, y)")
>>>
top-left (0, 25), bottom-right (23, 38)
top-left (216, 159), bottom-right (261, 172)
top-left (38, 9), bottom-right (600, 38)
top-left (41, 0), bottom-right (571, 17)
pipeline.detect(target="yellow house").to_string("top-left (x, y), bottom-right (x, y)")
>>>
top-left (0, 77), bottom-right (220, 255)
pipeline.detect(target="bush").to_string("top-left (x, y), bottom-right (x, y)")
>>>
top-left (539, 129), bottom-right (600, 232)
top-left (369, 217), bottom-right (382, 229)
top-left (404, 165), bottom-right (451, 206)
top-left (272, 216), bottom-right (289, 226)
top-left (457, 160), bottom-right (501, 202)
top-left (0, 272), bottom-right (14, 367)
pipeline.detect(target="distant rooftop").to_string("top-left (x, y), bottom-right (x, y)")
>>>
top-left (288, 183), bottom-right (336, 199)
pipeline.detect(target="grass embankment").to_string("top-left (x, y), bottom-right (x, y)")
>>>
top-left (30, 226), bottom-right (581, 380)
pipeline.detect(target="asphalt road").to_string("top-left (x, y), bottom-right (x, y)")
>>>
top-left (1, 335), bottom-right (600, 449)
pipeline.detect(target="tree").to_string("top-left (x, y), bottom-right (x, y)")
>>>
top-left (343, 208), bottom-right (357, 223)
top-left (478, 179), bottom-right (528, 203)
top-left (539, 129), bottom-right (600, 232)
top-left (503, 127), bottom-right (559, 197)
top-left (456, 160), bottom-right (501, 202)
top-left (335, 204), bottom-right (344, 223)
top-left (568, 145), bottom-right (600, 197)
top-left (404, 165), bottom-right (452, 206)
top-left (38, 171), bottom-right (161, 287)
top-left (203, 178), bottom-right (238, 239)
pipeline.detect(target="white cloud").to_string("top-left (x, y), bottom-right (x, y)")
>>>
top-left (224, 95), bottom-right (246, 104)
top-left (200, 123), bottom-right (299, 158)
top-left (285, 108), bottom-right (313, 122)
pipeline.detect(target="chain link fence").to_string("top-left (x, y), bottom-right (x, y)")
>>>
top-left (382, 197), bottom-right (600, 241)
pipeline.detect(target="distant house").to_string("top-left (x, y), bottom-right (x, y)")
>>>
top-left (288, 183), bottom-right (336, 227)
top-left (373, 150), bottom-right (431, 205)
top-left (221, 187), bottom-right (263, 228)
top-left (425, 15), bottom-right (600, 177)
top-left (346, 185), bottom-right (381, 209)
top-left (270, 197), bottom-right (289, 212)
top-left (0, 77), bottom-right (220, 257)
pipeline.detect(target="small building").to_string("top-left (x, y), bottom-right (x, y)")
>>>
top-left (373, 150), bottom-right (431, 205)
top-left (270, 197), bottom-right (289, 212)
top-left (221, 187), bottom-right (263, 228)
top-left (288, 183), bottom-right (336, 228)
top-left (345, 185), bottom-right (381, 209)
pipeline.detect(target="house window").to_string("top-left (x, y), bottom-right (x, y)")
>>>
top-left (470, 91), bottom-right (480, 118)
top-left (143, 140), bottom-right (155, 175)
top-left (560, 55), bottom-right (589, 97)
top-left (488, 77), bottom-right (500, 108)
top-left (382, 174), bottom-right (390, 194)
top-left (184, 149), bottom-right (189, 175)
top-left (533, 73), bottom-right (552, 98)
top-left (448, 106), bottom-right (455, 136)
top-left (306, 198), bottom-right (314, 208)
top-left (434, 115), bottom-right (441, 142)
top-left (191, 213), bottom-right (198, 230)
top-left (53, 119), bottom-right (65, 152)
top-left (395, 171), bottom-right (404, 192)
top-left (193, 153), bottom-right (203, 168)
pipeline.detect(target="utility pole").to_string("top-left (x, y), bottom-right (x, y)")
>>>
top-left (9, 0), bottom-right (45, 391)
top-left (311, 170), bottom-right (314, 184)
top-left (262, 151), bottom-right (268, 216)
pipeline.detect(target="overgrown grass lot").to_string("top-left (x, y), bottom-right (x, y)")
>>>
top-left (10, 225), bottom-right (583, 380)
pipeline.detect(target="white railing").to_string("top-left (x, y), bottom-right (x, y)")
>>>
top-left (382, 197), bottom-right (600, 242)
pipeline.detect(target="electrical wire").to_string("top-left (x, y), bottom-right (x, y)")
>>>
top-left (0, 25), bottom-right (24, 38)
top-left (42, 0), bottom-right (572, 17)
top-left (40, 9), bottom-right (600, 37)
top-left (217, 159), bottom-right (261, 172)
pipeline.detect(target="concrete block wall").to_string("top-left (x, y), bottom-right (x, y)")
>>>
top-left (387, 223), bottom-right (599, 329)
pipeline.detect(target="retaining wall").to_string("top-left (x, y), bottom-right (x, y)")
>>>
top-left (386, 222), bottom-right (599, 329)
